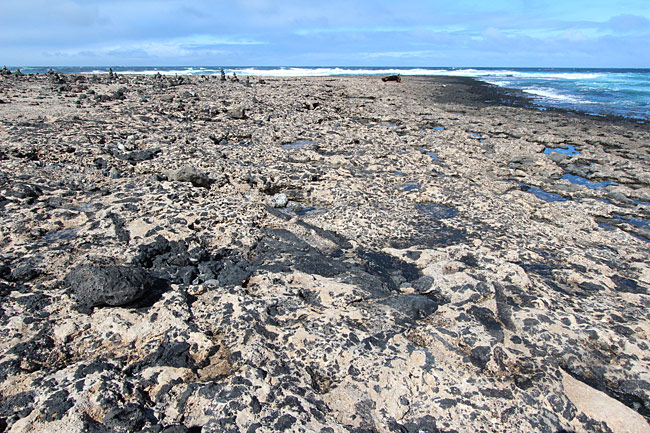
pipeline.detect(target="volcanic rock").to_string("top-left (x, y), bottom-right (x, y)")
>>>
top-left (64, 265), bottom-right (156, 313)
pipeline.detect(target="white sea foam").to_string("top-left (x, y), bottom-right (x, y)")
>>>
top-left (77, 66), bottom-right (604, 80)
top-left (521, 87), bottom-right (587, 103)
top-left (120, 68), bottom-right (221, 75)
top-left (229, 67), bottom-right (454, 76)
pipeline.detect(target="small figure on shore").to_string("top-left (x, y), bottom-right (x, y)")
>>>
top-left (245, 76), bottom-right (251, 87)
top-left (382, 75), bottom-right (401, 83)
top-left (220, 69), bottom-right (226, 82)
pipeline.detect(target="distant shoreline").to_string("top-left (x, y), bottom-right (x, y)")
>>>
top-left (5, 66), bottom-right (649, 121)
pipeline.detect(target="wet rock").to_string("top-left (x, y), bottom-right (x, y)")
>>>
top-left (64, 265), bottom-right (157, 313)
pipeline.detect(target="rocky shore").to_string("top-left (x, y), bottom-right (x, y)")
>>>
top-left (0, 71), bottom-right (649, 433)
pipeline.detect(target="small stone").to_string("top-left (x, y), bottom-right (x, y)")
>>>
top-left (53, 322), bottom-right (77, 343)
top-left (287, 200), bottom-right (303, 212)
top-left (109, 167), bottom-right (121, 178)
top-left (203, 279), bottom-right (220, 288)
top-left (268, 193), bottom-right (288, 208)
top-left (229, 105), bottom-right (246, 119)
top-left (304, 100), bottom-right (320, 110)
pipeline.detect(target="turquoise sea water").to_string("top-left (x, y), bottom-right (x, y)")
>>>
top-left (9, 66), bottom-right (650, 121)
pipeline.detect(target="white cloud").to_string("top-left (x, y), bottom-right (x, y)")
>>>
top-left (46, 35), bottom-right (264, 61)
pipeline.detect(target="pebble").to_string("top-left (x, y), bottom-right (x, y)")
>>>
top-left (268, 193), bottom-right (288, 208)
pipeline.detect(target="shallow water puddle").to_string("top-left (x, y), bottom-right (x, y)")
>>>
top-left (562, 174), bottom-right (616, 189)
top-left (282, 140), bottom-right (314, 149)
top-left (420, 148), bottom-right (439, 160)
top-left (76, 202), bottom-right (96, 213)
top-left (544, 145), bottom-right (580, 156)
top-left (598, 221), bottom-right (617, 231)
top-left (44, 228), bottom-right (77, 242)
top-left (416, 203), bottom-right (458, 219)
top-left (396, 183), bottom-right (421, 192)
top-left (597, 216), bottom-right (650, 243)
top-left (521, 184), bottom-right (568, 202)
top-left (380, 123), bottom-right (399, 128)
top-left (295, 206), bottom-right (319, 216)
top-left (469, 132), bottom-right (484, 142)
top-left (615, 216), bottom-right (650, 229)
top-left (433, 126), bottom-right (445, 131)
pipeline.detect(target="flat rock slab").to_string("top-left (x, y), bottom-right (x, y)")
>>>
top-left (562, 371), bottom-right (650, 433)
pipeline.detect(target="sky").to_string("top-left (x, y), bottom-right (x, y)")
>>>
top-left (1, 0), bottom-right (649, 67)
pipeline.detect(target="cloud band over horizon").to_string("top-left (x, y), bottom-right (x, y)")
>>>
top-left (1, 0), bottom-right (649, 67)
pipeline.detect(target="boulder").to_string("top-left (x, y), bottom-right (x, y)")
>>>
top-left (162, 166), bottom-right (211, 188)
top-left (382, 75), bottom-right (401, 83)
top-left (64, 265), bottom-right (153, 314)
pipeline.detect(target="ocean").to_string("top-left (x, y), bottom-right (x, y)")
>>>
top-left (9, 66), bottom-right (650, 121)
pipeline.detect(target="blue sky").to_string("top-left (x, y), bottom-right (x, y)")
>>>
top-left (1, 0), bottom-right (649, 67)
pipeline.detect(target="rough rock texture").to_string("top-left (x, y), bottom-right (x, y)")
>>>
top-left (65, 265), bottom-right (157, 314)
top-left (0, 72), bottom-right (649, 433)
top-left (162, 166), bottom-right (211, 188)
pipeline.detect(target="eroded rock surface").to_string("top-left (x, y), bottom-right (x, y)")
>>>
top-left (0, 72), bottom-right (649, 432)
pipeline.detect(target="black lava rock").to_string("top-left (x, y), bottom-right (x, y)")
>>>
top-left (9, 264), bottom-right (40, 282)
top-left (64, 265), bottom-right (154, 314)
top-left (119, 148), bottom-right (161, 163)
top-left (42, 390), bottom-right (74, 421)
top-left (102, 403), bottom-right (149, 432)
